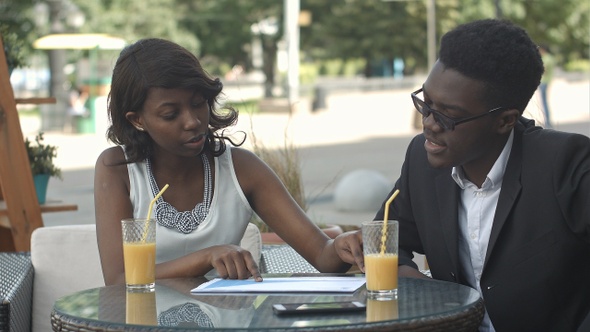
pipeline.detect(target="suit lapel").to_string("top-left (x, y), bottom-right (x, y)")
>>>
top-left (436, 172), bottom-right (461, 274)
top-left (484, 123), bottom-right (525, 268)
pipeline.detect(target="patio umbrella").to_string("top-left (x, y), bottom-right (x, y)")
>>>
top-left (33, 33), bottom-right (126, 50)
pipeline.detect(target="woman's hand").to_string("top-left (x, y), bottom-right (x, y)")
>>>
top-left (207, 245), bottom-right (262, 281)
top-left (333, 230), bottom-right (365, 272)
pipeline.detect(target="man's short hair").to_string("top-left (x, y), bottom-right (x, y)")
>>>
top-left (438, 19), bottom-right (543, 113)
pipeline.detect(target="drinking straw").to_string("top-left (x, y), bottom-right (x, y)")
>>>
top-left (147, 184), bottom-right (169, 220)
top-left (142, 184), bottom-right (169, 242)
top-left (380, 189), bottom-right (400, 255)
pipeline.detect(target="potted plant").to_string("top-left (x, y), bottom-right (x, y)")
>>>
top-left (25, 132), bottom-right (62, 204)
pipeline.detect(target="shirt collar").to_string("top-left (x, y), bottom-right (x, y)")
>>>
top-left (452, 129), bottom-right (514, 189)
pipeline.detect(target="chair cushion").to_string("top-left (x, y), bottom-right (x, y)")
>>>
top-left (31, 224), bottom-right (104, 332)
top-left (239, 223), bottom-right (262, 266)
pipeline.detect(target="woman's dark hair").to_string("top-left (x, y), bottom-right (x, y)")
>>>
top-left (438, 19), bottom-right (544, 113)
top-left (106, 38), bottom-right (243, 163)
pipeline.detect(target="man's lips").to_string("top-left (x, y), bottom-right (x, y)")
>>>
top-left (424, 138), bottom-right (446, 154)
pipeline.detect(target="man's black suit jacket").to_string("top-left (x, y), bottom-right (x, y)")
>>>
top-left (375, 118), bottom-right (590, 331)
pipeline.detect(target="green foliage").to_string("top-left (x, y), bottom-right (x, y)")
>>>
top-left (0, 0), bottom-right (36, 66)
top-left (226, 99), bottom-right (260, 114)
top-left (24, 133), bottom-right (62, 179)
top-left (73, 0), bottom-right (200, 53)
top-left (565, 59), bottom-right (590, 72)
top-left (500, 0), bottom-right (589, 67)
top-left (314, 59), bottom-right (364, 77)
top-left (299, 62), bottom-right (319, 85)
top-left (3, 0), bottom-right (589, 88)
top-left (0, 23), bottom-right (28, 71)
top-left (177, 0), bottom-right (283, 68)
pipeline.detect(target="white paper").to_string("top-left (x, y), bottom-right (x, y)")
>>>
top-left (191, 276), bottom-right (366, 294)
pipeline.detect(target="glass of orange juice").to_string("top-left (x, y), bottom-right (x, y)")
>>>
top-left (362, 220), bottom-right (398, 299)
top-left (122, 218), bottom-right (156, 291)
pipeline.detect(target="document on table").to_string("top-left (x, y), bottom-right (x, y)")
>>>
top-left (191, 276), bottom-right (366, 294)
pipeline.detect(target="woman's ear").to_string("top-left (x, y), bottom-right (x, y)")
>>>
top-left (125, 112), bottom-right (144, 131)
top-left (496, 108), bottom-right (520, 134)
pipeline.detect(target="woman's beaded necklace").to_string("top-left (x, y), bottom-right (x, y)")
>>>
top-left (146, 154), bottom-right (212, 234)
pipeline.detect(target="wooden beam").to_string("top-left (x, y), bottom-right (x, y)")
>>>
top-left (0, 34), bottom-right (44, 251)
top-left (0, 200), bottom-right (78, 218)
top-left (15, 97), bottom-right (56, 105)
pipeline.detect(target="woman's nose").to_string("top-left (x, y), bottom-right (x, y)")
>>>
top-left (183, 110), bottom-right (201, 129)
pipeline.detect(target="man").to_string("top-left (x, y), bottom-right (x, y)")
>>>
top-left (374, 19), bottom-right (590, 331)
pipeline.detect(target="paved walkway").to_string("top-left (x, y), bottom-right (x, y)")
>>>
top-left (23, 76), bottom-right (588, 228)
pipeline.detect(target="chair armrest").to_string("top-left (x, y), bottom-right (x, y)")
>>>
top-left (0, 252), bottom-right (33, 332)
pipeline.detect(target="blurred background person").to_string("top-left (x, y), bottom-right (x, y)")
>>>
top-left (538, 45), bottom-right (555, 128)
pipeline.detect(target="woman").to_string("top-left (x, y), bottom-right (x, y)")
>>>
top-left (94, 38), bottom-right (364, 285)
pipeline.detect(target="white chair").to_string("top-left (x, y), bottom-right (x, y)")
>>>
top-left (30, 224), bottom-right (103, 332)
top-left (29, 223), bottom-right (262, 332)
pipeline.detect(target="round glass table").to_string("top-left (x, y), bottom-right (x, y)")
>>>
top-left (51, 275), bottom-right (484, 331)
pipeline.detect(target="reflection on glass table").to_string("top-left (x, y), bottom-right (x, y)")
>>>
top-left (51, 275), bottom-right (484, 331)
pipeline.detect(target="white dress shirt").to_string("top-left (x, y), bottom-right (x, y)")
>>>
top-left (451, 130), bottom-right (514, 332)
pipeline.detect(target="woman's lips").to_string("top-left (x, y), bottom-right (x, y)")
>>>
top-left (184, 134), bottom-right (206, 147)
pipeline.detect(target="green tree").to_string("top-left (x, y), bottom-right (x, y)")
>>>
top-left (3, 0), bottom-right (588, 94)
top-left (435, 0), bottom-right (589, 69)
top-left (301, 0), bottom-right (462, 76)
top-left (0, 0), bottom-right (38, 69)
top-left (73, 0), bottom-right (199, 52)
top-left (508, 0), bottom-right (589, 66)
top-left (178, 0), bottom-right (284, 97)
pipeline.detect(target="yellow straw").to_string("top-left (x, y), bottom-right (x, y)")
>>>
top-left (380, 189), bottom-right (400, 255)
top-left (147, 184), bottom-right (169, 221)
top-left (142, 184), bottom-right (169, 242)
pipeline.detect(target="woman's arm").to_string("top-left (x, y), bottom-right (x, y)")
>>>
top-left (94, 147), bottom-right (134, 285)
top-left (232, 148), bottom-right (362, 273)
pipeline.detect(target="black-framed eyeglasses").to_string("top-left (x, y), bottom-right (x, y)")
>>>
top-left (411, 88), bottom-right (508, 131)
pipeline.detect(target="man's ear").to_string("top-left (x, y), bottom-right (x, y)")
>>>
top-left (496, 109), bottom-right (519, 134)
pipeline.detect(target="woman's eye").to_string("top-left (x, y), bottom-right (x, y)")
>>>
top-left (161, 111), bottom-right (178, 120)
top-left (192, 100), bottom-right (208, 109)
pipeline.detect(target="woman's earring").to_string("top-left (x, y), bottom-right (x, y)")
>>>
top-left (135, 126), bottom-right (144, 132)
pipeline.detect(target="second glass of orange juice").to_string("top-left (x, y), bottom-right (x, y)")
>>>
top-left (362, 220), bottom-right (398, 299)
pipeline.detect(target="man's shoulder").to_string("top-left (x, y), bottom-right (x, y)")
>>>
top-left (518, 126), bottom-right (590, 168)
top-left (521, 126), bottom-right (589, 147)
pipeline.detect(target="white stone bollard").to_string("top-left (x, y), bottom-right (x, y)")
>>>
top-left (333, 169), bottom-right (392, 212)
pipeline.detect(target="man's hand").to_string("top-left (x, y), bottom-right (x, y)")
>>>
top-left (333, 230), bottom-right (365, 272)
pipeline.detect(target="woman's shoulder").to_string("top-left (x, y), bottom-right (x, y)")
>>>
top-left (94, 146), bottom-right (130, 190)
top-left (96, 146), bottom-right (126, 168)
top-left (225, 146), bottom-right (268, 188)
top-left (226, 146), bottom-right (262, 167)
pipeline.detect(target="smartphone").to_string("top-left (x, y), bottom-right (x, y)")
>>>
top-left (272, 301), bottom-right (366, 315)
